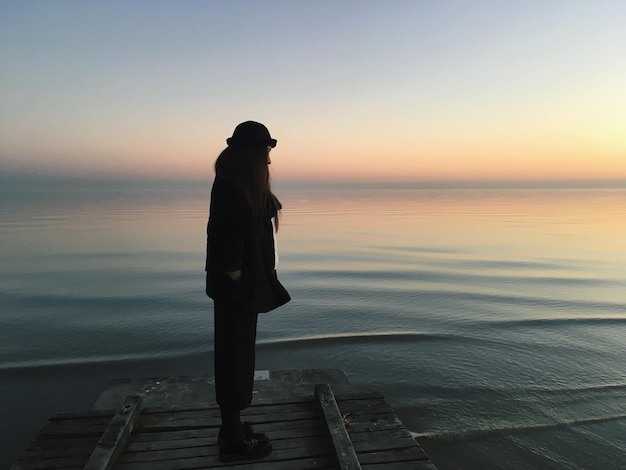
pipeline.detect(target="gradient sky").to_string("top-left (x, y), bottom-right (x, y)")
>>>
top-left (1, 1), bottom-right (625, 185)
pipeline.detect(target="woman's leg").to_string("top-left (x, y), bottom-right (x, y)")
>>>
top-left (213, 298), bottom-right (258, 441)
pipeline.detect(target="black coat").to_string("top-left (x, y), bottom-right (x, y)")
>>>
top-left (205, 176), bottom-right (290, 313)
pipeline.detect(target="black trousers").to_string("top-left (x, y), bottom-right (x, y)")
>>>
top-left (213, 297), bottom-right (259, 412)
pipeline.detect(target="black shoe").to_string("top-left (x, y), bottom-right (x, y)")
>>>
top-left (218, 422), bottom-right (268, 445)
top-left (243, 421), bottom-right (269, 442)
top-left (218, 436), bottom-right (272, 462)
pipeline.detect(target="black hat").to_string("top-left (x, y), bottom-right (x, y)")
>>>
top-left (226, 121), bottom-right (277, 148)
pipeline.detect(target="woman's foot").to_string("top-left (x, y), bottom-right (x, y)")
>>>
top-left (243, 421), bottom-right (268, 442)
top-left (218, 421), bottom-right (268, 445)
top-left (218, 435), bottom-right (272, 462)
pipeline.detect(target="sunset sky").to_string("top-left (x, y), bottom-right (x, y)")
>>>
top-left (1, 1), bottom-right (625, 186)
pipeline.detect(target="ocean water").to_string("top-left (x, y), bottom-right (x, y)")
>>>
top-left (1, 185), bottom-right (625, 469)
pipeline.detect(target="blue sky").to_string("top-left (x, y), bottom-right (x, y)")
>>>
top-left (1, 1), bottom-right (625, 184)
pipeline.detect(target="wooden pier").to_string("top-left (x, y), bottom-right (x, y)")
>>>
top-left (11, 371), bottom-right (437, 470)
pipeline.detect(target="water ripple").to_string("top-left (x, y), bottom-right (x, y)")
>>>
top-left (257, 330), bottom-right (451, 350)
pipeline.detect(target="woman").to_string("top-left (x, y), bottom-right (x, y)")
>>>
top-left (205, 121), bottom-right (290, 461)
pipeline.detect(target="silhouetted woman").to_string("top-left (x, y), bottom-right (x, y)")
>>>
top-left (205, 121), bottom-right (290, 462)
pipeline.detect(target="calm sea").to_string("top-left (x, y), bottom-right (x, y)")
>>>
top-left (1, 184), bottom-right (625, 469)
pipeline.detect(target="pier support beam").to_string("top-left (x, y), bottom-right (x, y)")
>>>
top-left (316, 383), bottom-right (362, 470)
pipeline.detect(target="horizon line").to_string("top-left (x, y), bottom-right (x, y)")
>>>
top-left (1, 170), bottom-right (626, 191)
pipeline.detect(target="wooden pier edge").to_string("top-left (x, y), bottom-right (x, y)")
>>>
top-left (315, 383), bottom-right (362, 470)
top-left (84, 394), bottom-right (143, 470)
top-left (11, 371), bottom-right (438, 470)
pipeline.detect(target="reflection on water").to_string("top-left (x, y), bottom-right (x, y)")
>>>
top-left (1, 186), bottom-right (626, 469)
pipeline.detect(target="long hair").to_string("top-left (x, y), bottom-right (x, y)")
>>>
top-left (214, 144), bottom-right (280, 235)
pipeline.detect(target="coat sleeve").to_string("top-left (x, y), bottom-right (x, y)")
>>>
top-left (206, 178), bottom-right (246, 273)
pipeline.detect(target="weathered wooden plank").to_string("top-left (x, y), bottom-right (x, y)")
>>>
top-left (115, 454), bottom-right (337, 470)
top-left (243, 399), bottom-right (318, 414)
top-left (136, 409), bottom-right (319, 432)
top-left (38, 417), bottom-right (111, 438)
top-left (138, 395), bottom-right (314, 415)
top-left (337, 394), bottom-right (433, 466)
top-left (119, 435), bottom-right (331, 462)
top-left (50, 409), bottom-right (116, 420)
top-left (342, 405), bottom-right (396, 420)
top-left (11, 453), bottom-right (88, 470)
top-left (139, 408), bottom-right (221, 421)
top-left (140, 399), bottom-right (315, 421)
top-left (335, 398), bottom-right (406, 427)
top-left (126, 435), bottom-right (209, 453)
top-left (126, 423), bottom-right (326, 451)
top-left (129, 416), bottom-right (321, 445)
top-left (361, 462), bottom-right (438, 470)
top-left (136, 399), bottom-right (316, 425)
top-left (10, 420), bottom-right (104, 469)
top-left (244, 395), bottom-right (323, 407)
top-left (315, 383), bottom-right (362, 470)
top-left (335, 392), bottom-right (385, 401)
top-left (84, 394), bottom-right (143, 470)
top-left (353, 436), bottom-right (427, 457)
top-left (118, 440), bottom-right (334, 467)
top-left (122, 446), bottom-right (214, 463)
top-left (10, 444), bottom-right (94, 461)
top-left (254, 410), bottom-right (324, 425)
top-left (222, 456), bottom-right (337, 470)
top-left (19, 434), bottom-right (101, 451)
top-left (344, 410), bottom-right (404, 425)
top-left (343, 412), bottom-right (403, 434)
top-left (127, 427), bottom-right (214, 442)
top-left (12, 464), bottom-right (84, 470)
top-left (341, 415), bottom-right (406, 434)
top-left (357, 446), bottom-right (430, 465)
top-left (337, 397), bottom-right (391, 412)
top-left (127, 434), bottom-right (330, 458)
top-left (126, 428), bottom-right (327, 453)
top-left (337, 400), bottom-right (395, 416)
top-left (137, 414), bottom-right (220, 430)
top-left (349, 427), bottom-right (412, 443)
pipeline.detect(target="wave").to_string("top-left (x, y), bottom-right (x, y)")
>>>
top-left (413, 413), bottom-right (626, 442)
top-left (0, 347), bottom-right (212, 376)
top-left (291, 267), bottom-right (594, 283)
top-left (290, 281), bottom-right (626, 313)
top-left (484, 316), bottom-right (626, 328)
top-left (257, 330), bottom-right (451, 350)
top-left (397, 379), bottom-right (626, 450)
top-left (365, 245), bottom-right (464, 255)
top-left (403, 381), bottom-right (626, 398)
top-left (367, 250), bottom-right (571, 272)
top-left (1, 291), bottom-right (204, 312)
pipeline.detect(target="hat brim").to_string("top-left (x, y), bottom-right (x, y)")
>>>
top-left (227, 138), bottom-right (277, 148)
